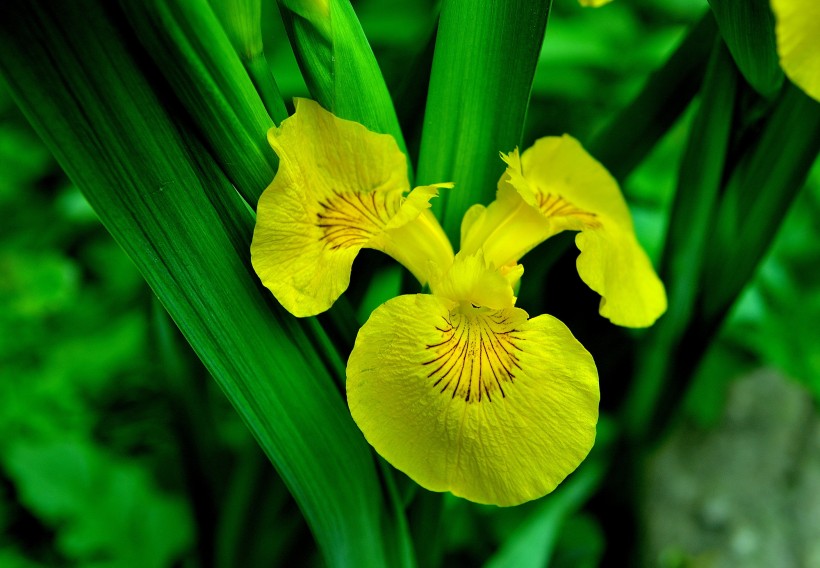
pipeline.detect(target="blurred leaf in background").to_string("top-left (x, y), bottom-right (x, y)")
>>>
top-left (0, 77), bottom-right (314, 567)
top-left (685, 163), bottom-right (820, 426)
top-left (0, 79), bottom-right (193, 565)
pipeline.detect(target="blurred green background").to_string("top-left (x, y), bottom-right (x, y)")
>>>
top-left (2, 0), bottom-right (819, 566)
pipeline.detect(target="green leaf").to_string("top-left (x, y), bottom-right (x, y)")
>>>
top-left (416, 0), bottom-right (550, 242)
top-left (208, 0), bottom-right (290, 124)
top-left (120, 0), bottom-right (281, 206)
top-left (589, 12), bottom-right (717, 183)
top-left (708, 0), bottom-right (783, 97)
top-left (622, 39), bottom-right (738, 439)
top-left (703, 84), bottom-right (820, 324)
top-left (278, 0), bottom-right (407, 154)
top-left (483, 462), bottom-right (604, 568)
top-left (625, 83), bottom-right (820, 442)
top-left (0, 2), bottom-right (393, 566)
top-left (4, 439), bottom-right (193, 568)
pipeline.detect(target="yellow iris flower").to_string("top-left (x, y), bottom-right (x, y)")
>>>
top-left (771, 0), bottom-right (820, 102)
top-left (251, 100), bottom-right (664, 505)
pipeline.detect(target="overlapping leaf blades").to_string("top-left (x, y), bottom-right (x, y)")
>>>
top-left (0, 1), bottom-right (392, 566)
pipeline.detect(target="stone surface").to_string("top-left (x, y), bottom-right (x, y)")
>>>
top-left (644, 370), bottom-right (820, 568)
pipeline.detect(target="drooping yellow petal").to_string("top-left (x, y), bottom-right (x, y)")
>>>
top-left (462, 136), bottom-right (666, 328)
top-left (578, 0), bottom-right (613, 6)
top-left (771, 0), bottom-right (820, 102)
top-left (347, 294), bottom-right (599, 506)
top-left (251, 99), bottom-right (453, 317)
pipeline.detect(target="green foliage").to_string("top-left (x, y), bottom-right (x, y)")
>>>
top-left (5, 440), bottom-right (192, 568)
top-left (416, 0), bottom-right (550, 242)
top-left (278, 0), bottom-right (407, 153)
top-left (121, 0), bottom-right (282, 205)
top-left (484, 461), bottom-right (605, 568)
top-left (708, 0), bottom-right (783, 97)
top-left (0, 102), bottom-right (193, 567)
top-left (1, 0), bottom-right (819, 566)
top-left (0, 1), bottom-right (393, 566)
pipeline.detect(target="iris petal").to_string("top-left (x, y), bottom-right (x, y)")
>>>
top-left (251, 99), bottom-right (453, 316)
top-left (347, 293), bottom-right (599, 506)
top-left (462, 135), bottom-right (666, 328)
top-left (771, 0), bottom-right (820, 102)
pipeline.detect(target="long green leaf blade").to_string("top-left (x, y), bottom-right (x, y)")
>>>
top-left (120, 0), bottom-right (280, 206)
top-left (623, 39), bottom-right (738, 440)
top-left (484, 461), bottom-right (604, 568)
top-left (626, 83), bottom-right (820, 442)
top-left (0, 2), bottom-right (389, 566)
top-left (589, 12), bottom-right (716, 182)
top-left (703, 84), bottom-right (820, 322)
top-left (708, 0), bottom-right (783, 97)
top-left (416, 0), bottom-right (550, 241)
top-left (278, 0), bottom-right (407, 153)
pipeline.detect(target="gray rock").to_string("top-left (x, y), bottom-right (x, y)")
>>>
top-left (644, 370), bottom-right (820, 568)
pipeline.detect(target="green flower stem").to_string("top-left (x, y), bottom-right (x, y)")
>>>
top-left (244, 54), bottom-right (289, 124)
top-left (208, 0), bottom-right (290, 123)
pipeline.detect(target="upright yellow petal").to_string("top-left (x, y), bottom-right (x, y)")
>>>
top-left (460, 177), bottom-right (554, 268)
top-left (429, 250), bottom-right (519, 311)
top-left (251, 99), bottom-right (453, 316)
top-left (347, 294), bottom-right (599, 506)
top-left (462, 136), bottom-right (666, 327)
top-left (771, 0), bottom-right (820, 102)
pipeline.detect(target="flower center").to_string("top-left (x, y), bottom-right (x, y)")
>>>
top-left (422, 307), bottom-right (525, 403)
top-left (316, 189), bottom-right (400, 250)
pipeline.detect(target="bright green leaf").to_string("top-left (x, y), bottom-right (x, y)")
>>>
top-left (416, 0), bottom-right (550, 242)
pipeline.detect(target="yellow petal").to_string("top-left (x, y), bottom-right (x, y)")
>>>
top-left (460, 176), bottom-right (553, 267)
top-left (578, 0), bottom-right (613, 6)
top-left (372, 184), bottom-right (456, 286)
top-left (251, 99), bottom-right (452, 316)
top-left (464, 136), bottom-right (666, 327)
top-left (771, 0), bottom-right (820, 102)
top-left (429, 250), bottom-right (519, 311)
top-left (516, 136), bottom-right (666, 327)
top-left (347, 294), bottom-right (599, 506)
top-left (574, 226), bottom-right (667, 327)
